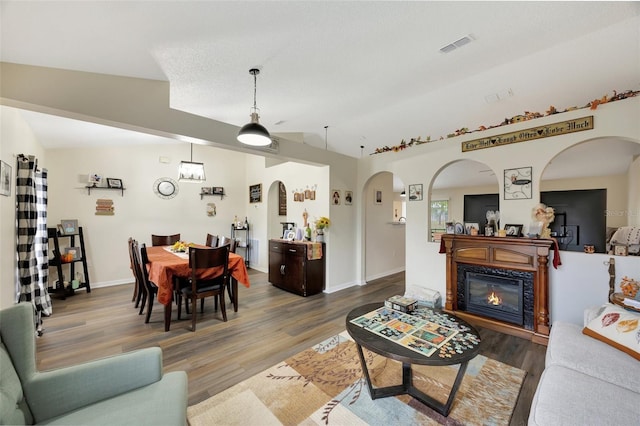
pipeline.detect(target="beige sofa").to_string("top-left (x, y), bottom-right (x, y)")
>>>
top-left (528, 305), bottom-right (640, 425)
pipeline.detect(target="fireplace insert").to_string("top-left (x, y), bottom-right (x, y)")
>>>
top-left (464, 272), bottom-right (524, 326)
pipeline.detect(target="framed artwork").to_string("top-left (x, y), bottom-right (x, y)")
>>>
top-left (201, 187), bottom-right (213, 195)
top-left (464, 222), bottom-right (480, 234)
top-left (278, 182), bottom-right (287, 215)
top-left (445, 222), bottom-right (455, 234)
top-left (504, 224), bottom-right (523, 237)
top-left (107, 178), bottom-right (123, 188)
top-left (212, 186), bottom-right (224, 195)
top-left (614, 245), bottom-right (628, 256)
top-left (61, 219), bottom-right (78, 235)
top-left (345, 190), bottom-right (353, 205)
top-left (332, 189), bottom-right (341, 205)
top-left (249, 183), bottom-right (262, 203)
top-left (408, 184), bottom-right (423, 201)
top-left (285, 230), bottom-right (296, 241)
top-left (0, 160), bottom-right (11, 196)
top-left (504, 167), bottom-right (532, 200)
top-left (88, 173), bottom-right (102, 187)
top-left (374, 189), bottom-right (382, 205)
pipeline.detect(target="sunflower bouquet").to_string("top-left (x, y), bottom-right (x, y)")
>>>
top-left (315, 216), bottom-right (331, 230)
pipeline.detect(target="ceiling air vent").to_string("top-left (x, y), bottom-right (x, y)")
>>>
top-left (440, 35), bottom-right (475, 54)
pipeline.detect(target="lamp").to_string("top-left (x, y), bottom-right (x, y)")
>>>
top-left (237, 68), bottom-right (272, 146)
top-left (178, 143), bottom-right (206, 182)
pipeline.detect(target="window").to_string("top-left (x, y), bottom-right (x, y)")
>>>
top-left (430, 200), bottom-right (448, 241)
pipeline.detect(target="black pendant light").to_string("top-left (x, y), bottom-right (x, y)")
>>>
top-left (237, 68), bottom-right (272, 146)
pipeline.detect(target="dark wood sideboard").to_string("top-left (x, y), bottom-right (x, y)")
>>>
top-left (268, 239), bottom-right (325, 296)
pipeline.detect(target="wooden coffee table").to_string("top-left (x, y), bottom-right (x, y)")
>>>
top-left (346, 303), bottom-right (481, 416)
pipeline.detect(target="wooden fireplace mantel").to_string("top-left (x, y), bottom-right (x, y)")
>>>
top-left (442, 234), bottom-right (554, 345)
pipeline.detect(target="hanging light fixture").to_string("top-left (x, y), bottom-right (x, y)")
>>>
top-left (178, 143), bottom-right (206, 182)
top-left (237, 68), bottom-right (272, 146)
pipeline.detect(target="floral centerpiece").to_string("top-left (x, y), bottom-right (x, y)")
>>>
top-left (314, 216), bottom-right (330, 242)
top-left (171, 241), bottom-right (194, 253)
top-left (315, 216), bottom-right (330, 232)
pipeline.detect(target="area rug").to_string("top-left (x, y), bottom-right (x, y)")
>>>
top-left (187, 331), bottom-right (526, 426)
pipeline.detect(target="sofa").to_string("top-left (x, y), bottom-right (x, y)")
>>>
top-left (0, 303), bottom-right (188, 425)
top-left (528, 304), bottom-right (640, 425)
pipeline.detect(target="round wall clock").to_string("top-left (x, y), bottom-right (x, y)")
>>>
top-left (153, 177), bottom-right (179, 199)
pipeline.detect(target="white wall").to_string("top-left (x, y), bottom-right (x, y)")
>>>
top-left (0, 106), bottom-right (46, 309)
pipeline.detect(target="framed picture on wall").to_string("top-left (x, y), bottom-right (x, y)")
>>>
top-left (249, 183), bottom-right (262, 203)
top-left (0, 160), bottom-right (11, 196)
top-left (345, 190), bottom-right (353, 205)
top-left (332, 189), bottom-right (341, 205)
top-left (374, 189), bottom-right (382, 204)
top-left (504, 167), bottom-right (532, 200)
top-left (408, 184), bottom-right (423, 201)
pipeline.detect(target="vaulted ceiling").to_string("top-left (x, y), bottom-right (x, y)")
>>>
top-left (1, 1), bottom-right (639, 169)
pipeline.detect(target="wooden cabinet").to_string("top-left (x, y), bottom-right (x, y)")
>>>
top-left (47, 227), bottom-right (91, 298)
top-left (268, 239), bottom-right (325, 296)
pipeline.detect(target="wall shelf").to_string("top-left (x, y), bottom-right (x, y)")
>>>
top-left (200, 192), bottom-right (225, 200)
top-left (85, 186), bottom-right (125, 196)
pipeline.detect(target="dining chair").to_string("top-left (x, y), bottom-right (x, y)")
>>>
top-left (205, 233), bottom-right (219, 247)
top-left (178, 245), bottom-right (230, 331)
top-left (151, 233), bottom-right (181, 246)
top-left (217, 236), bottom-right (237, 306)
top-left (135, 242), bottom-right (160, 323)
top-left (128, 237), bottom-right (145, 309)
top-left (218, 236), bottom-right (236, 253)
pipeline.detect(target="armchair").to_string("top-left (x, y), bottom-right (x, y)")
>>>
top-left (0, 303), bottom-right (188, 425)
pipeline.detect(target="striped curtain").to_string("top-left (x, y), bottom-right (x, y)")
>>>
top-left (16, 154), bottom-right (52, 333)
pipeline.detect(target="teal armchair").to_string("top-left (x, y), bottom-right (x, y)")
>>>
top-left (0, 303), bottom-right (188, 425)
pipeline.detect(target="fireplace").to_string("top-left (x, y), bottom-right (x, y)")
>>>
top-left (442, 234), bottom-right (553, 344)
top-left (465, 272), bottom-right (524, 326)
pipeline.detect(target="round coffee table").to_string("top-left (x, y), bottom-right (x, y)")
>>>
top-left (346, 302), bottom-right (481, 416)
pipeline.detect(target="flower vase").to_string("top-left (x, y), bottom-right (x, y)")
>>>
top-left (316, 229), bottom-right (324, 243)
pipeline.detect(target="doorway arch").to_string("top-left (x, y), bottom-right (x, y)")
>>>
top-left (362, 171), bottom-right (406, 281)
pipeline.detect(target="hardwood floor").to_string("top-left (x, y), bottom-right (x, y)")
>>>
top-left (35, 269), bottom-right (545, 425)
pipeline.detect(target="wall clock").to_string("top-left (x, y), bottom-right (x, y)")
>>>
top-left (153, 177), bottom-right (179, 199)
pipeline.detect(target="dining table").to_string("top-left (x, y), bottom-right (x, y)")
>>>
top-left (146, 245), bottom-right (250, 331)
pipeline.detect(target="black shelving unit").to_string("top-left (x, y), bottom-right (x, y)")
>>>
top-left (231, 224), bottom-right (250, 268)
top-left (47, 226), bottom-right (91, 298)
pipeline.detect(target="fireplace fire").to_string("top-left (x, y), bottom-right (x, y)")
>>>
top-left (487, 291), bottom-right (502, 305)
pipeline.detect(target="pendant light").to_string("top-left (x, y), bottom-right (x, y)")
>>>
top-left (178, 143), bottom-right (206, 182)
top-left (237, 68), bottom-right (272, 146)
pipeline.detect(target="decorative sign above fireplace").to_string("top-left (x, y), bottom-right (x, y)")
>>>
top-left (461, 116), bottom-right (593, 152)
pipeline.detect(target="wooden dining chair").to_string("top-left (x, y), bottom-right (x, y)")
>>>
top-left (151, 234), bottom-right (181, 246)
top-left (178, 245), bottom-right (230, 331)
top-left (135, 243), bottom-right (160, 323)
top-left (217, 236), bottom-right (236, 253)
top-left (205, 233), bottom-right (219, 247)
top-left (128, 237), bottom-right (144, 309)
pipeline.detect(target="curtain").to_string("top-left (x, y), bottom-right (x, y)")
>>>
top-left (16, 154), bottom-right (52, 334)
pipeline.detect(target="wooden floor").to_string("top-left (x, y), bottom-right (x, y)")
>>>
top-left (36, 269), bottom-right (545, 425)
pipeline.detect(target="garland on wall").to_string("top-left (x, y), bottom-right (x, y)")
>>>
top-left (372, 89), bottom-right (639, 155)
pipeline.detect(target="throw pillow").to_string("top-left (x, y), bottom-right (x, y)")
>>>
top-left (582, 303), bottom-right (640, 360)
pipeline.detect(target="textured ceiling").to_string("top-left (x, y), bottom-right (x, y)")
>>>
top-left (1, 1), bottom-right (639, 185)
